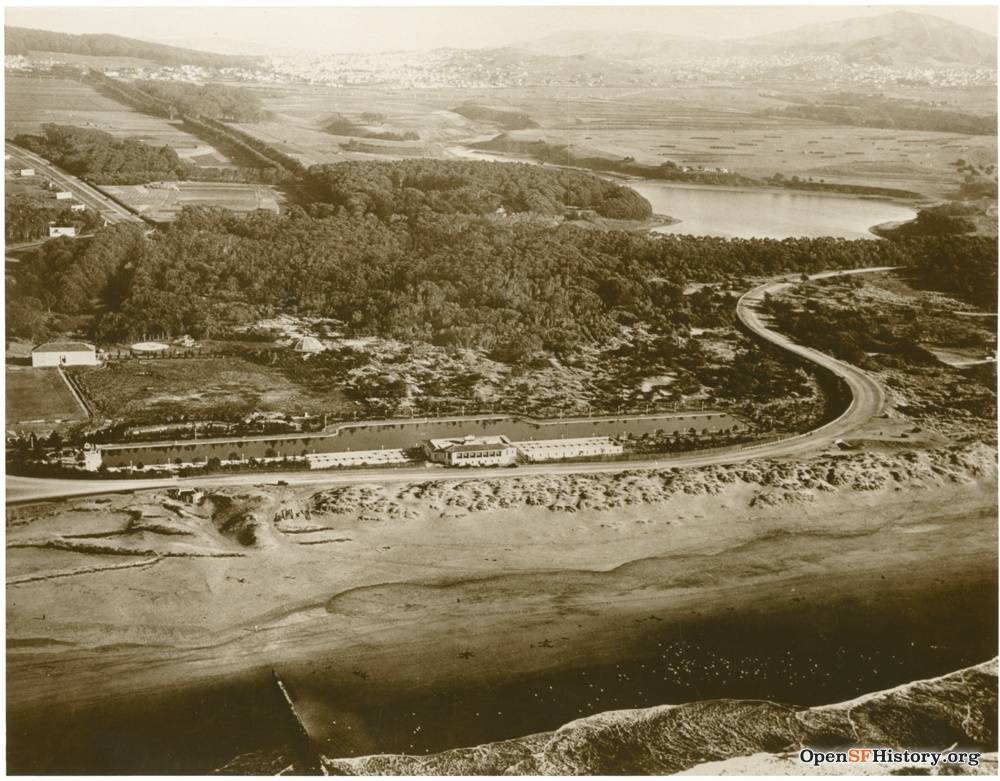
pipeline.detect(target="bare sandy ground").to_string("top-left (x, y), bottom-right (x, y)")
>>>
top-left (7, 444), bottom-right (996, 724)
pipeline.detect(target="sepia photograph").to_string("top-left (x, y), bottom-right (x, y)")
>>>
top-left (3, 1), bottom-right (998, 775)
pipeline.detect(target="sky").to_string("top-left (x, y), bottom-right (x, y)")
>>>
top-left (5, 3), bottom-right (998, 55)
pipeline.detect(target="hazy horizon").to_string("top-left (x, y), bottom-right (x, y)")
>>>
top-left (5, 4), bottom-right (998, 56)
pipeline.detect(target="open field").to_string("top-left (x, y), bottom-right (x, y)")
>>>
top-left (228, 82), bottom-right (995, 199)
top-left (99, 181), bottom-right (284, 221)
top-left (5, 155), bottom-right (61, 199)
top-left (486, 85), bottom-right (996, 199)
top-left (5, 75), bottom-right (234, 167)
top-left (6, 367), bottom-right (88, 426)
top-left (70, 356), bottom-right (345, 423)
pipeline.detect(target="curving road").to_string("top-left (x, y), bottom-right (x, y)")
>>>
top-left (6, 143), bottom-right (145, 226)
top-left (6, 267), bottom-right (893, 504)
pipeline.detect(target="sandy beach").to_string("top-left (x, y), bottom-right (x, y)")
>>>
top-left (7, 443), bottom-right (997, 772)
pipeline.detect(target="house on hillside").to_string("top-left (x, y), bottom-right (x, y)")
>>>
top-left (31, 340), bottom-right (99, 368)
top-left (424, 435), bottom-right (517, 467)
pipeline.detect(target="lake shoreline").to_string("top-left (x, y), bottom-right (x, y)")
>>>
top-left (445, 144), bottom-right (926, 211)
top-left (627, 178), bottom-right (919, 239)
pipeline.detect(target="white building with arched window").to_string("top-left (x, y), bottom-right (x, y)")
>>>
top-left (31, 341), bottom-right (99, 368)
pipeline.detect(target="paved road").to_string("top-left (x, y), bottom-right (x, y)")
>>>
top-left (6, 267), bottom-right (893, 504)
top-left (6, 143), bottom-right (145, 226)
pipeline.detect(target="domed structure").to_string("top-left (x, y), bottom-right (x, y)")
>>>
top-left (131, 341), bottom-right (169, 353)
top-left (293, 336), bottom-right (325, 354)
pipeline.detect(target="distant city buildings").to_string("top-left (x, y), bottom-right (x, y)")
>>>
top-left (6, 49), bottom-right (995, 89)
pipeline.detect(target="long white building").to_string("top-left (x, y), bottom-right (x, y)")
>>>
top-left (31, 340), bottom-right (99, 368)
top-left (514, 437), bottom-right (623, 462)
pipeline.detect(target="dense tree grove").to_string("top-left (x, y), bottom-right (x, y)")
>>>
top-left (297, 159), bottom-right (653, 220)
top-left (909, 235), bottom-right (998, 309)
top-left (769, 92), bottom-right (996, 136)
top-left (450, 104), bottom-right (539, 130)
top-left (11, 224), bottom-right (148, 319)
top-left (14, 124), bottom-right (191, 184)
top-left (879, 203), bottom-right (977, 237)
top-left (11, 194), bottom-right (993, 364)
top-left (761, 293), bottom-right (933, 367)
top-left (324, 115), bottom-right (419, 142)
top-left (5, 194), bottom-right (101, 242)
top-left (133, 80), bottom-right (265, 123)
top-left (5, 25), bottom-right (257, 68)
top-left (85, 73), bottom-right (295, 180)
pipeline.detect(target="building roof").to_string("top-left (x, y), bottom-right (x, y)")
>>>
top-left (428, 434), bottom-right (513, 453)
top-left (32, 340), bottom-right (95, 353)
top-left (445, 442), bottom-right (516, 455)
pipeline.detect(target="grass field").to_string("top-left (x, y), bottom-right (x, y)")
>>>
top-left (5, 75), bottom-right (235, 168)
top-left (229, 83), bottom-right (484, 165)
top-left (6, 367), bottom-right (88, 425)
top-left (227, 82), bottom-right (995, 198)
top-left (70, 357), bottom-right (345, 423)
top-left (4, 157), bottom-right (54, 199)
top-left (99, 181), bottom-right (283, 221)
top-left (463, 85), bottom-right (996, 199)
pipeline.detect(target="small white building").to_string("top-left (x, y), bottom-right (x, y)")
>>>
top-left (55, 191), bottom-right (73, 200)
top-left (18, 168), bottom-right (35, 177)
top-left (31, 340), bottom-right (99, 367)
top-left (69, 203), bottom-right (86, 212)
top-left (81, 446), bottom-right (103, 472)
top-left (425, 435), bottom-right (518, 467)
top-left (48, 226), bottom-right (77, 238)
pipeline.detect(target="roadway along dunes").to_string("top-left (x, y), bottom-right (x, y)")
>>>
top-left (7, 267), bottom-right (894, 504)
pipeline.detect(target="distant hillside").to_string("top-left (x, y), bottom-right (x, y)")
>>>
top-left (745, 10), bottom-right (997, 68)
top-left (513, 11), bottom-right (996, 70)
top-left (511, 30), bottom-right (746, 62)
top-left (5, 25), bottom-right (260, 68)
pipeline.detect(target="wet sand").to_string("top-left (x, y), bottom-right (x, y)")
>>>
top-left (7, 469), bottom-right (997, 773)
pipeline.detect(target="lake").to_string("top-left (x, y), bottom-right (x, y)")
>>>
top-left (446, 146), bottom-right (918, 240)
top-left (629, 181), bottom-right (917, 240)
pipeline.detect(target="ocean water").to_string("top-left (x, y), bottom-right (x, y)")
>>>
top-left (8, 572), bottom-right (996, 774)
top-left (303, 574), bottom-right (998, 759)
